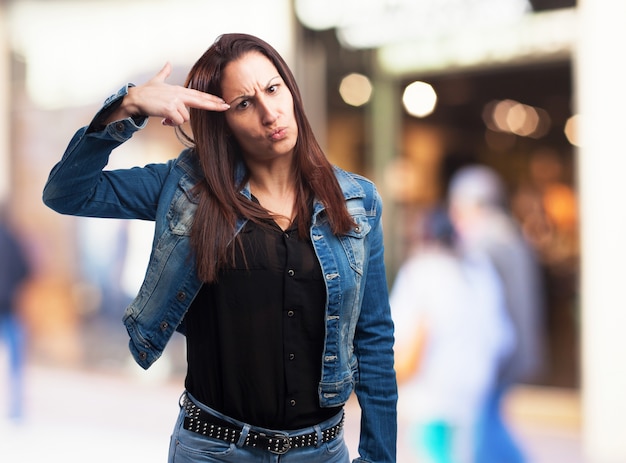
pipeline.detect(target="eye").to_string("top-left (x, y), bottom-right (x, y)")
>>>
top-left (236, 99), bottom-right (250, 110)
top-left (268, 84), bottom-right (278, 94)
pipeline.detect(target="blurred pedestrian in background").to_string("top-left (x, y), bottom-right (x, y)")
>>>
top-left (390, 206), bottom-right (514, 463)
top-left (0, 204), bottom-right (31, 421)
top-left (448, 164), bottom-right (546, 463)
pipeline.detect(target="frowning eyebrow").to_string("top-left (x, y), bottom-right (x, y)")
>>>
top-left (227, 75), bottom-right (281, 106)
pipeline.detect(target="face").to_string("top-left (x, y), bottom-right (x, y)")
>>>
top-left (221, 52), bottom-right (298, 162)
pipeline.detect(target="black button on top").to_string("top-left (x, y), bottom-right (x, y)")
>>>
top-left (287, 269), bottom-right (295, 277)
top-left (289, 353), bottom-right (295, 360)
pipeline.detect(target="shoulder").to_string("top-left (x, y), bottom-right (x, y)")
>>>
top-left (167, 149), bottom-right (202, 183)
top-left (332, 166), bottom-right (382, 213)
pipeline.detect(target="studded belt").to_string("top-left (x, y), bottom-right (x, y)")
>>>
top-left (181, 395), bottom-right (344, 455)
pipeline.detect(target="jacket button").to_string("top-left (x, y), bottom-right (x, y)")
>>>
top-left (287, 269), bottom-right (295, 277)
top-left (160, 321), bottom-right (169, 331)
top-left (176, 291), bottom-right (186, 301)
top-left (355, 226), bottom-right (361, 233)
top-left (114, 122), bottom-right (125, 132)
top-left (289, 353), bottom-right (295, 360)
top-left (139, 351), bottom-right (147, 360)
top-left (287, 310), bottom-right (295, 317)
top-left (290, 399), bottom-right (296, 407)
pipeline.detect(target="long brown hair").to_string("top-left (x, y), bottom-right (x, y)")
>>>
top-left (178, 33), bottom-right (355, 283)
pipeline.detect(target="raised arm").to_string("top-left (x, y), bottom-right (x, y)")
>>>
top-left (43, 63), bottom-right (230, 220)
top-left (105, 62), bottom-right (230, 126)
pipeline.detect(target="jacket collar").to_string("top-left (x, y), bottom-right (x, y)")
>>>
top-left (177, 150), bottom-right (364, 212)
top-left (311, 166), bottom-right (365, 218)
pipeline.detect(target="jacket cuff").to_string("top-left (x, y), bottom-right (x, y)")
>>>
top-left (86, 84), bottom-right (148, 134)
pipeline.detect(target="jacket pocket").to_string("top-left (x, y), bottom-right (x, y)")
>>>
top-left (167, 188), bottom-right (198, 236)
top-left (319, 375), bottom-right (356, 407)
top-left (338, 215), bottom-right (370, 275)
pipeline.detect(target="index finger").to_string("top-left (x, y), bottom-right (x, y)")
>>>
top-left (183, 88), bottom-right (230, 112)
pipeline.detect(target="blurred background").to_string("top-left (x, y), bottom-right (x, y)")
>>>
top-left (0, 0), bottom-right (623, 461)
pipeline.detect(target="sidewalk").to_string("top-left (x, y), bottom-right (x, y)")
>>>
top-left (0, 361), bottom-right (586, 463)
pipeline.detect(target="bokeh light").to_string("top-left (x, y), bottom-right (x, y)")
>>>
top-left (564, 114), bottom-right (580, 146)
top-left (402, 81), bottom-right (437, 118)
top-left (294, 0), bottom-right (343, 31)
top-left (339, 73), bottom-right (373, 107)
top-left (484, 98), bottom-right (551, 139)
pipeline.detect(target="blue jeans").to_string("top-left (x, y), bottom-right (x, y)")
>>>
top-left (168, 393), bottom-right (350, 463)
top-left (0, 313), bottom-right (25, 420)
top-left (474, 385), bottom-right (526, 463)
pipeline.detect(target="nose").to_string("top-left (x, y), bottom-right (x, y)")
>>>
top-left (258, 96), bottom-right (279, 126)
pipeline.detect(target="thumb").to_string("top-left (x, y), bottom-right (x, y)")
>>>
top-left (152, 62), bottom-right (172, 83)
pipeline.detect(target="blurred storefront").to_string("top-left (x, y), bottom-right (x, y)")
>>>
top-left (294, 1), bottom-right (626, 461)
top-left (295, 0), bottom-right (579, 389)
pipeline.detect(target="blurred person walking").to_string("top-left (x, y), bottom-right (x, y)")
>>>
top-left (0, 206), bottom-right (30, 421)
top-left (42, 33), bottom-right (396, 462)
top-left (390, 207), bottom-right (514, 463)
top-left (448, 165), bottom-right (545, 463)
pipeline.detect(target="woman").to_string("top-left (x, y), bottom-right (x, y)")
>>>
top-left (43, 33), bottom-right (397, 462)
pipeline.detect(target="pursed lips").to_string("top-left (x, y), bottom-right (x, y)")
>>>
top-left (269, 127), bottom-right (288, 141)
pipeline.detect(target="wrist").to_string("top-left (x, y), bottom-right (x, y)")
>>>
top-left (86, 84), bottom-right (144, 133)
top-left (121, 86), bottom-right (143, 119)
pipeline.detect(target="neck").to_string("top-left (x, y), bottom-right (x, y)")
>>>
top-left (248, 165), bottom-right (298, 231)
top-left (247, 158), bottom-right (296, 196)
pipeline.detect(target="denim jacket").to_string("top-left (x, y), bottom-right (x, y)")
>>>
top-left (43, 86), bottom-right (397, 462)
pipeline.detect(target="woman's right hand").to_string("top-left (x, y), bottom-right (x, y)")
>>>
top-left (105, 62), bottom-right (230, 126)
